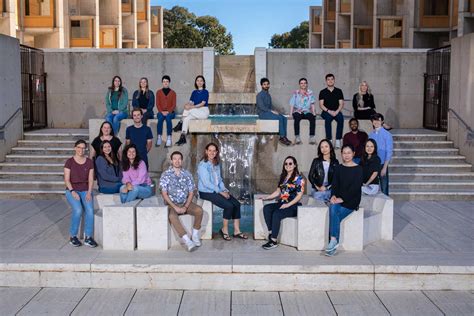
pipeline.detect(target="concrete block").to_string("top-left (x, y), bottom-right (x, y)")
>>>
top-left (102, 200), bottom-right (141, 250)
top-left (256, 120), bottom-right (279, 133)
top-left (360, 193), bottom-right (394, 244)
top-left (278, 217), bottom-right (298, 247)
top-left (297, 197), bottom-right (328, 250)
top-left (339, 208), bottom-right (364, 251)
top-left (136, 196), bottom-right (169, 251)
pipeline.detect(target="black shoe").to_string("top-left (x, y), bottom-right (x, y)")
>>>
top-left (84, 237), bottom-right (98, 248)
top-left (69, 236), bottom-right (82, 247)
top-left (173, 121), bottom-right (183, 132)
top-left (175, 134), bottom-right (187, 146)
top-left (262, 240), bottom-right (278, 250)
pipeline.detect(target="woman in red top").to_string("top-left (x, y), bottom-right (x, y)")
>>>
top-left (64, 140), bottom-right (97, 248)
top-left (155, 75), bottom-right (177, 148)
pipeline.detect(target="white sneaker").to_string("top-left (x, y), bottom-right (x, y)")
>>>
top-left (192, 229), bottom-right (201, 247)
top-left (155, 136), bottom-right (162, 147)
top-left (183, 238), bottom-right (196, 252)
top-left (295, 136), bottom-right (302, 144)
top-left (335, 139), bottom-right (341, 149)
top-left (165, 137), bottom-right (172, 147)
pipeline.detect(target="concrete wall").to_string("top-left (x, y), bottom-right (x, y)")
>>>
top-left (266, 48), bottom-right (427, 128)
top-left (0, 35), bottom-right (23, 161)
top-left (43, 49), bottom-right (204, 128)
top-left (449, 33), bottom-right (474, 165)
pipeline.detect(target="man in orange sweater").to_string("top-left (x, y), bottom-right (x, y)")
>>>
top-left (155, 75), bottom-right (177, 147)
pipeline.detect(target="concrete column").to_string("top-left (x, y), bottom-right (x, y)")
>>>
top-left (202, 47), bottom-right (215, 92)
top-left (254, 47), bottom-right (267, 92)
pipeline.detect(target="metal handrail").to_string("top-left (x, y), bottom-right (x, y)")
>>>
top-left (0, 107), bottom-right (22, 131)
top-left (448, 108), bottom-right (473, 133)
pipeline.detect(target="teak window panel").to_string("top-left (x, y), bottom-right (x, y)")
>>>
top-left (151, 8), bottom-right (160, 32)
top-left (380, 19), bottom-right (403, 47)
top-left (420, 0), bottom-right (450, 28)
top-left (137, 0), bottom-right (147, 20)
top-left (122, 0), bottom-right (132, 13)
top-left (326, 0), bottom-right (336, 20)
top-left (24, 0), bottom-right (55, 28)
top-left (356, 28), bottom-right (373, 48)
top-left (100, 28), bottom-right (117, 48)
top-left (340, 0), bottom-right (351, 13)
top-left (70, 19), bottom-right (93, 47)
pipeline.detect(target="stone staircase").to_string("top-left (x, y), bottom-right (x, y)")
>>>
top-left (390, 129), bottom-right (474, 200)
top-left (0, 129), bottom-right (89, 199)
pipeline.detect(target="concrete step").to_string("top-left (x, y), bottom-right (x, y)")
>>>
top-left (23, 131), bottom-right (88, 141)
top-left (390, 163), bottom-right (473, 173)
top-left (0, 162), bottom-right (64, 172)
top-left (393, 141), bottom-right (454, 149)
top-left (5, 155), bottom-right (70, 163)
top-left (390, 189), bottom-right (474, 201)
top-left (0, 189), bottom-right (64, 199)
top-left (0, 180), bottom-right (65, 190)
top-left (390, 181), bottom-right (474, 190)
top-left (391, 134), bottom-right (447, 141)
top-left (17, 140), bottom-right (89, 148)
top-left (392, 148), bottom-right (459, 156)
top-left (390, 172), bottom-right (474, 181)
top-left (0, 171), bottom-right (64, 180)
top-left (391, 156), bottom-right (467, 164)
top-left (10, 147), bottom-right (80, 155)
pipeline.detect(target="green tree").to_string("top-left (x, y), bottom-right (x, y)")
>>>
top-left (269, 21), bottom-right (309, 49)
top-left (163, 6), bottom-right (234, 55)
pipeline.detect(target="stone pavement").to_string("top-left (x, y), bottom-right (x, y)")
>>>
top-left (1, 288), bottom-right (473, 315)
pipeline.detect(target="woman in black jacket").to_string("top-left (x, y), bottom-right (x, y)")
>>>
top-left (308, 139), bottom-right (339, 202)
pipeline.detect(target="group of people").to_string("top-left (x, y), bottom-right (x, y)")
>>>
top-left (63, 72), bottom-right (393, 255)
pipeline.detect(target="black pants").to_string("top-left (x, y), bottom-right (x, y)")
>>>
top-left (263, 202), bottom-right (298, 239)
top-left (199, 191), bottom-right (241, 220)
top-left (292, 112), bottom-right (316, 136)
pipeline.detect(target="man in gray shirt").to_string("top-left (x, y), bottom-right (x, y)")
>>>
top-left (256, 78), bottom-right (292, 146)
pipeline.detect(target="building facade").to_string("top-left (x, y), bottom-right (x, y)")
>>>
top-left (0, 0), bottom-right (164, 48)
top-left (309, 0), bottom-right (474, 48)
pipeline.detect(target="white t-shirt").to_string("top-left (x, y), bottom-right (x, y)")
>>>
top-left (322, 160), bottom-right (330, 186)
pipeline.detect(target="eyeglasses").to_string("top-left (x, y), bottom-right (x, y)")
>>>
top-left (284, 162), bottom-right (294, 166)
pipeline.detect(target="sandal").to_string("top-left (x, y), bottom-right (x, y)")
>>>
top-left (220, 229), bottom-right (231, 241)
top-left (233, 232), bottom-right (248, 239)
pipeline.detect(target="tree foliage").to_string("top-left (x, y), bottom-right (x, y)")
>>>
top-left (269, 21), bottom-right (309, 49)
top-left (163, 6), bottom-right (234, 55)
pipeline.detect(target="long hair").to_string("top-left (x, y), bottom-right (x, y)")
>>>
top-left (317, 139), bottom-right (336, 161)
top-left (356, 81), bottom-right (372, 107)
top-left (361, 138), bottom-right (379, 165)
top-left (109, 75), bottom-right (124, 99)
top-left (278, 156), bottom-right (300, 186)
top-left (98, 121), bottom-right (115, 138)
top-left (201, 142), bottom-right (220, 165)
top-left (194, 75), bottom-right (206, 90)
top-left (99, 140), bottom-right (119, 165)
top-left (136, 77), bottom-right (150, 99)
top-left (121, 144), bottom-right (142, 171)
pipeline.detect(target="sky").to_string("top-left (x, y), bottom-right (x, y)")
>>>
top-left (151, 0), bottom-right (322, 55)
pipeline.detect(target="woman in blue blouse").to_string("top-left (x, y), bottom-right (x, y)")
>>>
top-left (132, 77), bottom-right (155, 125)
top-left (198, 143), bottom-right (248, 241)
top-left (261, 156), bottom-right (305, 250)
top-left (175, 75), bottom-right (209, 146)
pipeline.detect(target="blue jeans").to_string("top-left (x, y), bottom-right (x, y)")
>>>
top-left (321, 111), bottom-right (344, 140)
top-left (65, 190), bottom-right (94, 237)
top-left (311, 189), bottom-right (331, 202)
top-left (329, 203), bottom-right (354, 242)
top-left (259, 112), bottom-right (287, 137)
top-left (105, 111), bottom-right (128, 134)
top-left (98, 182), bottom-right (122, 194)
top-left (263, 202), bottom-right (298, 239)
top-left (157, 111), bottom-right (176, 136)
top-left (120, 184), bottom-right (153, 203)
top-left (380, 165), bottom-right (389, 196)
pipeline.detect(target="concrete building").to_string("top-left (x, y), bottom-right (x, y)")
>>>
top-left (309, 0), bottom-right (474, 48)
top-left (0, 0), bottom-right (164, 48)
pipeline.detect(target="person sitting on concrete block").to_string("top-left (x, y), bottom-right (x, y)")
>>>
top-left (95, 140), bottom-right (122, 194)
top-left (105, 75), bottom-right (129, 134)
top-left (160, 151), bottom-right (203, 252)
top-left (261, 156), bottom-right (305, 250)
top-left (342, 118), bottom-right (368, 164)
top-left (125, 108), bottom-right (153, 168)
top-left (319, 73), bottom-right (345, 148)
top-left (309, 139), bottom-right (339, 203)
top-left (132, 77), bottom-right (155, 126)
top-left (120, 144), bottom-right (153, 204)
top-left (326, 144), bottom-right (364, 256)
top-left (155, 75), bottom-right (177, 148)
top-left (289, 78), bottom-right (317, 145)
top-left (198, 143), bottom-right (248, 241)
top-left (361, 139), bottom-right (382, 196)
top-left (89, 121), bottom-right (122, 160)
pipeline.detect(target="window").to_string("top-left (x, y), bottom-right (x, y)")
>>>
top-left (423, 0), bottom-right (449, 16)
top-left (151, 8), bottom-right (160, 32)
top-left (326, 0), bottom-right (336, 20)
top-left (122, 0), bottom-right (132, 13)
top-left (70, 19), bottom-right (93, 47)
top-left (137, 0), bottom-right (147, 20)
top-left (100, 28), bottom-right (116, 48)
top-left (24, 0), bottom-right (54, 27)
top-left (340, 0), bottom-right (351, 13)
top-left (382, 20), bottom-right (402, 39)
top-left (356, 28), bottom-right (373, 48)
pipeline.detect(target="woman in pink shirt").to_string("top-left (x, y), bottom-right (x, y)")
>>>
top-left (120, 144), bottom-right (153, 203)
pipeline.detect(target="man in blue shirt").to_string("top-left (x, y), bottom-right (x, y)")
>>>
top-left (125, 108), bottom-right (153, 168)
top-left (256, 78), bottom-right (292, 146)
top-left (368, 113), bottom-right (393, 195)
